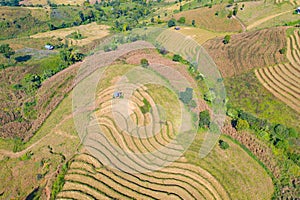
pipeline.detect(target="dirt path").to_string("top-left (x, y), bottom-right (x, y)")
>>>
top-left (232, 16), bottom-right (246, 32)
top-left (246, 10), bottom-right (293, 30)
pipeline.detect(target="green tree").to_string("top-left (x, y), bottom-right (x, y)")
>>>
top-left (140, 58), bottom-right (149, 68)
top-left (233, 6), bottom-right (238, 16)
top-left (223, 35), bottom-right (231, 44)
top-left (219, 140), bottom-right (229, 150)
top-left (279, 47), bottom-right (287, 54)
top-left (177, 17), bottom-right (186, 24)
top-left (236, 118), bottom-right (249, 131)
top-left (192, 19), bottom-right (195, 26)
top-left (0, 44), bottom-right (15, 58)
top-left (227, 10), bottom-right (233, 18)
top-left (168, 19), bottom-right (176, 27)
top-left (172, 54), bottom-right (182, 62)
top-left (199, 110), bottom-right (210, 128)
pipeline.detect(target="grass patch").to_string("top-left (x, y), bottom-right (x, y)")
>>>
top-left (140, 98), bottom-right (151, 114)
top-left (225, 71), bottom-right (300, 131)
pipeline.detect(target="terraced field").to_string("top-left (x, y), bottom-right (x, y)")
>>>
top-left (173, 4), bottom-right (242, 32)
top-left (31, 22), bottom-right (110, 46)
top-left (57, 152), bottom-right (230, 200)
top-left (274, 0), bottom-right (300, 6)
top-left (203, 27), bottom-right (287, 77)
top-left (56, 52), bottom-right (274, 199)
top-left (255, 30), bottom-right (300, 113)
top-left (57, 62), bottom-right (229, 200)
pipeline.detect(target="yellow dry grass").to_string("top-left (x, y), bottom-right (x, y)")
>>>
top-left (30, 22), bottom-right (110, 46)
top-left (20, 0), bottom-right (85, 5)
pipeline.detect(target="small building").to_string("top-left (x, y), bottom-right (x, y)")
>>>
top-left (113, 91), bottom-right (123, 98)
top-left (45, 45), bottom-right (54, 50)
top-left (297, 7), bottom-right (300, 14)
top-left (174, 26), bottom-right (180, 30)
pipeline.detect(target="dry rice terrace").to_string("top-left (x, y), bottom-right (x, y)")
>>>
top-left (203, 27), bottom-right (287, 77)
top-left (255, 29), bottom-right (300, 113)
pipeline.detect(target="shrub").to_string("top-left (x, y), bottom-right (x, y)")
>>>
top-left (227, 10), bottom-right (233, 18)
top-left (219, 140), bottom-right (229, 149)
top-left (0, 44), bottom-right (15, 58)
top-left (172, 54), bottom-right (183, 62)
top-left (140, 58), bottom-right (149, 68)
top-left (236, 118), bottom-right (250, 131)
top-left (179, 87), bottom-right (193, 105)
top-left (279, 47), bottom-right (287, 54)
top-left (199, 110), bottom-right (210, 128)
top-left (192, 19), bottom-right (195, 26)
top-left (223, 35), bottom-right (231, 44)
top-left (168, 19), bottom-right (176, 27)
top-left (140, 98), bottom-right (151, 114)
top-left (177, 17), bottom-right (186, 24)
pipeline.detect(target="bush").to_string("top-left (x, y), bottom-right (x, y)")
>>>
top-left (0, 44), bottom-right (15, 58)
top-left (140, 98), bottom-right (151, 114)
top-left (172, 54), bottom-right (183, 62)
top-left (177, 17), bottom-right (186, 24)
top-left (223, 35), bottom-right (231, 44)
top-left (168, 19), bottom-right (176, 27)
top-left (227, 10), bottom-right (233, 18)
top-left (192, 19), bottom-right (195, 26)
top-left (158, 46), bottom-right (168, 55)
top-left (219, 140), bottom-right (229, 149)
top-left (236, 118), bottom-right (250, 131)
top-left (140, 58), bottom-right (149, 68)
top-left (179, 87), bottom-right (193, 105)
top-left (279, 47), bottom-right (287, 54)
top-left (199, 110), bottom-right (210, 128)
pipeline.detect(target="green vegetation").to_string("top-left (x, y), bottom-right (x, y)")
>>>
top-left (179, 87), bottom-right (193, 105)
top-left (51, 162), bottom-right (69, 199)
top-left (279, 47), bottom-right (287, 54)
top-left (0, 44), bottom-right (15, 58)
top-left (219, 139), bottom-right (229, 150)
top-left (172, 54), bottom-right (183, 62)
top-left (140, 58), bottom-right (149, 68)
top-left (168, 18), bottom-right (177, 27)
top-left (192, 19), bottom-right (195, 26)
top-left (140, 98), bottom-right (151, 114)
top-left (225, 72), bottom-right (300, 130)
top-left (235, 118), bottom-right (249, 131)
top-left (223, 34), bottom-right (231, 44)
top-left (23, 100), bottom-right (37, 120)
top-left (198, 110), bottom-right (210, 129)
top-left (177, 16), bottom-right (186, 24)
top-left (67, 31), bottom-right (85, 40)
top-left (20, 151), bottom-right (33, 161)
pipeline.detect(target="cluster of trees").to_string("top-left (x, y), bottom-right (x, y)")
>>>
top-left (0, 44), bottom-right (15, 58)
top-left (0, 0), bottom-right (20, 6)
top-left (227, 107), bottom-right (299, 152)
top-left (1, 13), bottom-right (48, 40)
top-left (51, 162), bottom-right (69, 199)
top-left (59, 47), bottom-right (83, 65)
